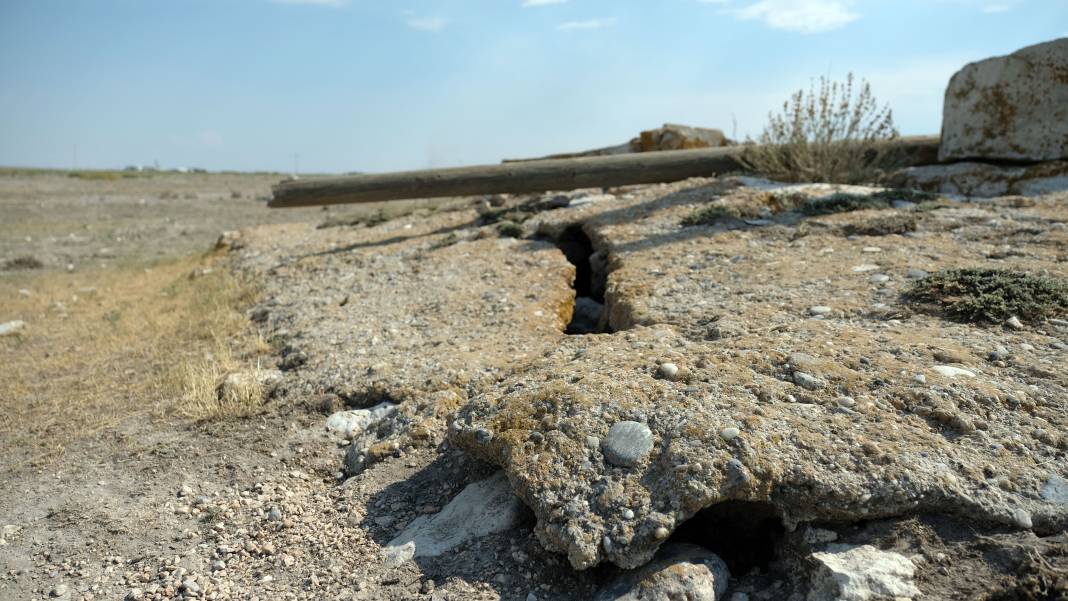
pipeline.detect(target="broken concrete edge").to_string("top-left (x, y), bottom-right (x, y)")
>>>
top-left (449, 411), bottom-right (1064, 571)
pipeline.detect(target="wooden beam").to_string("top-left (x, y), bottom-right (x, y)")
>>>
top-left (268, 136), bottom-right (940, 208)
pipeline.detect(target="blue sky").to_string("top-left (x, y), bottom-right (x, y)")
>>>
top-left (0, 1), bottom-right (1064, 173)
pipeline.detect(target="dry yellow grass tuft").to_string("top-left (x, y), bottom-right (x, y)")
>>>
top-left (0, 253), bottom-right (269, 467)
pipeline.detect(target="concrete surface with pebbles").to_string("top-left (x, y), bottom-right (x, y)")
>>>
top-left (4, 171), bottom-right (1068, 600)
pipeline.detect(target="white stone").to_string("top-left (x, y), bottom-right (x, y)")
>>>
top-left (385, 471), bottom-right (525, 559)
top-left (0, 320), bottom-right (26, 337)
top-left (326, 402), bottom-right (398, 438)
top-left (793, 371), bottom-right (825, 390)
top-left (658, 362), bottom-right (679, 380)
top-left (602, 421), bottom-right (655, 467)
top-left (594, 543), bottom-right (729, 601)
top-left (808, 544), bottom-right (921, 601)
top-left (931, 365), bottom-right (975, 379)
top-left (941, 39), bottom-right (1068, 162)
top-left (809, 306), bottom-right (832, 316)
top-left (851, 264), bottom-right (880, 273)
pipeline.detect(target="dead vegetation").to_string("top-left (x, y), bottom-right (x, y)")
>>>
top-left (2, 255), bottom-right (44, 270)
top-left (740, 73), bottom-right (900, 184)
top-left (0, 253), bottom-right (268, 467)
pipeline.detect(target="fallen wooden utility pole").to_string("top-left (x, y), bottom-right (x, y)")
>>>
top-left (268, 136), bottom-right (940, 208)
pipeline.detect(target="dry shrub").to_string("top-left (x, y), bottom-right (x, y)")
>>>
top-left (171, 358), bottom-right (274, 421)
top-left (906, 268), bottom-right (1068, 323)
top-left (741, 73), bottom-right (899, 184)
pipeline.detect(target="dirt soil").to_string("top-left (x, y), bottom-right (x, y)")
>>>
top-left (1, 170), bottom-right (1066, 601)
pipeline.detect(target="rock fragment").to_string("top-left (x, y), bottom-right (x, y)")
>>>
top-left (808, 544), bottom-right (921, 601)
top-left (601, 421), bottom-right (655, 468)
top-left (0, 320), bottom-right (26, 337)
top-left (793, 371), bottom-right (825, 390)
top-left (931, 365), bottom-right (975, 379)
top-left (593, 543), bottom-right (729, 601)
top-left (384, 471), bottom-right (525, 560)
top-left (325, 402), bottom-right (398, 438)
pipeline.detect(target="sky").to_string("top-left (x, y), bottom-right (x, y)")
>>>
top-left (0, 1), bottom-right (1064, 173)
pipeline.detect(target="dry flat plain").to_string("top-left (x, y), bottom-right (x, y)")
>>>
top-left (1, 169), bottom-right (1066, 600)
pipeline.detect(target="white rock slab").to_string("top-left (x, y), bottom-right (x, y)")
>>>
top-left (326, 402), bottom-right (397, 438)
top-left (384, 471), bottom-right (525, 561)
top-left (931, 365), bottom-right (975, 379)
top-left (0, 320), bottom-right (26, 337)
top-left (808, 544), bottom-right (921, 601)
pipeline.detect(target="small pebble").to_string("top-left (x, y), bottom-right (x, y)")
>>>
top-left (621, 508), bottom-right (635, 520)
top-left (913, 373), bottom-right (927, 384)
top-left (1006, 316), bottom-right (1024, 330)
top-left (906, 268), bottom-right (929, 279)
top-left (988, 346), bottom-right (1010, 362)
top-left (835, 396), bottom-right (856, 407)
top-left (809, 306), bottom-right (832, 316)
top-left (1013, 508), bottom-right (1033, 529)
top-left (658, 362), bottom-right (679, 380)
top-left (869, 274), bottom-right (891, 284)
top-left (267, 507), bottom-right (282, 522)
top-left (793, 371), bottom-right (824, 390)
top-left (719, 427), bottom-right (741, 441)
top-left (601, 421), bottom-right (654, 468)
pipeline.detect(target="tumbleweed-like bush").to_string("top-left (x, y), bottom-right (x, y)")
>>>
top-left (741, 73), bottom-right (899, 184)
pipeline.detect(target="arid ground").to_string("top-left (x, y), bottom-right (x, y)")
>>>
top-left (2, 169), bottom-right (1066, 601)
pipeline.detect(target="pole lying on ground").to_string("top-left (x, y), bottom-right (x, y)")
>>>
top-left (268, 136), bottom-right (940, 208)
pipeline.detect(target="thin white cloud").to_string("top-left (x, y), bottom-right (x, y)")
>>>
top-left (982, 3), bottom-right (1011, 12)
top-left (406, 17), bottom-right (448, 32)
top-left (726, 0), bottom-right (859, 34)
top-left (557, 17), bottom-right (616, 31)
top-left (271, 0), bottom-right (345, 7)
top-left (522, 0), bottom-right (569, 6)
top-left (697, 0), bottom-right (732, 4)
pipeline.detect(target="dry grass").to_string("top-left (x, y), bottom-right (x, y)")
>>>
top-left (0, 253), bottom-right (269, 467)
top-left (741, 73), bottom-right (899, 184)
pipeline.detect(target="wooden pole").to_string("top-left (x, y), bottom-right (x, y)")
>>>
top-left (268, 136), bottom-right (940, 208)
